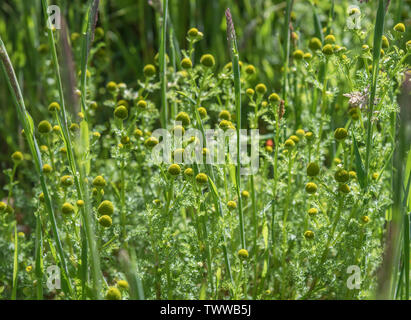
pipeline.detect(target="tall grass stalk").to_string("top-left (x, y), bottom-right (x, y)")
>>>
top-left (35, 213), bottom-right (44, 300)
top-left (40, 0), bottom-right (102, 298)
top-left (226, 8), bottom-right (245, 250)
top-left (0, 37), bottom-right (73, 296)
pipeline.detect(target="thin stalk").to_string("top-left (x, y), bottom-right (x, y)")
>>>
top-left (35, 212), bottom-right (44, 300)
top-left (281, 0), bottom-right (294, 107)
top-left (226, 8), bottom-right (245, 250)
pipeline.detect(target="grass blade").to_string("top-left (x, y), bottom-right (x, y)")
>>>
top-left (40, 0), bottom-right (102, 298)
top-left (226, 8), bottom-right (245, 250)
top-left (0, 37), bottom-right (73, 297)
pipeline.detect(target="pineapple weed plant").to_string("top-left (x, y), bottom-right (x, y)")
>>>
top-left (0, 0), bottom-right (410, 300)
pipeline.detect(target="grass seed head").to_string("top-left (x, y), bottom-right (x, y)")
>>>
top-left (98, 200), bottom-right (114, 216)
